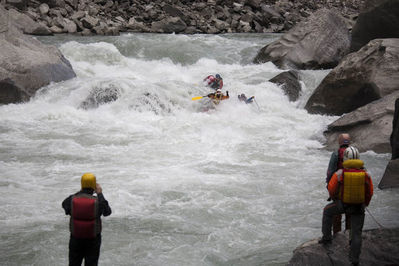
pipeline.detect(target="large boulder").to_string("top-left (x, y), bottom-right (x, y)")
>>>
top-left (379, 159), bottom-right (399, 189)
top-left (378, 98), bottom-right (399, 189)
top-left (0, 5), bottom-right (76, 104)
top-left (350, 0), bottom-right (399, 52)
top-left (151, 17), bottom-right (187, 33)
top-left (323, 90), bottom-right (399, 153)
top-left (305, 38), bottom-right (399, 115)
top-left (288, 228), bottom-right (399, 266)
top-left (391, 98), bottom-right (399, 159)
top-left (253, 9), bottom-right (350, 70)
top-left (7, 8), bottom-right (52, 35)
top-left (269, 70), bottom-right (301, 102)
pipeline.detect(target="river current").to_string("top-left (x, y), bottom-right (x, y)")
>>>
top-left (0, 33), bottom-right (398, 266)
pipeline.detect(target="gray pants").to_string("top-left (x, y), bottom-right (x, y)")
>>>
top-left (321, 200), bottom-right (365, 264)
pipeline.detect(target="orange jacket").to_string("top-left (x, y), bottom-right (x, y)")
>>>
top-left (328, 159), bottom-right (373, 206)
top-left (207, 92), bottom-right (229, 100)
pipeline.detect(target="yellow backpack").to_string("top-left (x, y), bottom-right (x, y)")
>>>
top-left (341, 167), bottom-right (366, 204)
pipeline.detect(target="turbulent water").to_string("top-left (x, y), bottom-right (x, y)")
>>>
top-left (0, 33), bottom-right (398, 266)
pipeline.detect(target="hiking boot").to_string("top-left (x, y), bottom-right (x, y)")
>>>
top-left (318, 238), bottom-right (332, 245)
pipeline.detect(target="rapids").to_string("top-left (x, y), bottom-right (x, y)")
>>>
top-left (0, 33), bottom-right (397, 266)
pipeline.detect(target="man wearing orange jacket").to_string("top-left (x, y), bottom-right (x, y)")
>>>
top-left (319, 146), bottom-right (373, 266)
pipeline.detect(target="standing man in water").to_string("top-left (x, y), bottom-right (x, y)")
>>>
top-left (326, 133), bottom-right (351, 235)
top-left (62, 173), bottom-right (112, 266)
top-left (319, 146), bottom-right (373, 266)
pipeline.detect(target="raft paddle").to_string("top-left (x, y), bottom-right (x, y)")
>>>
top-left (192, 96), bottom-right (206, 101)
top-left (254, 99), bottom-right (261, 110)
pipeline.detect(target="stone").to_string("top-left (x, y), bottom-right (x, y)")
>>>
top-left (305, 39), bottom-right (399, 115)
top-left (8, 8), bottom-right (52, 35)
top-left (269, 70), bottom-right (301, 102)
top-left (323, 90), bottom-right (399, 153)
top-left (288, 229), bottom-right (399, 265)
top-left (379, 159), bottom-right (399, 189)
top-left (253, 9), bottom-right (350, 70)
top-left (350, 0), bottom-right (399, 52)
top-left (391, 98), bottom-right (399, 159)
top-left (0, 5), bottom-right (76, 104)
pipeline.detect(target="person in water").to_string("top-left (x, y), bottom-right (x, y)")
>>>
top-left (203, 74), bottom-right (223, 90)
top-left (238, 93), bottom-right (254, 104)
top-left (62, 173), bottom-right (112, 266)
top-left (319, 146), bottom-right (373, 266)
top-left (326, 133), bottom-right (351, 235)
top-left (207, 89), bottom-right (229, 104)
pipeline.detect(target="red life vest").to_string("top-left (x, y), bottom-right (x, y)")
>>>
top-left (70, 194), bottom-right (101, 239)
top-left (204, 75), bottom-right (216, 86)
top-left (337, 147), bottom-right (347, 170)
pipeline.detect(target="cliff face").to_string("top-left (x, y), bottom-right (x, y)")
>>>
top-left (287, 228), bottom-right (399, 266)
top-left (2, 0), bottom-right (365, 36)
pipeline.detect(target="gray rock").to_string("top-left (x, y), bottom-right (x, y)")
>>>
top-left (49, 24), bottom-right (63, 33)
top-left (6, 0), bottom-right (27, 11)
top-left (269, 70), bottom-right (301, 102)
top-left (378, 98), bottom-right (399, 189)
top-left (80, 84), bottom-right (121, 109)
top-left (38, 3), bottom-right (49, 15)
top-left (288, 228), bottom-right (399, 266)
top-left (71, 10), bottom-right (86, 20)
top-left (151, 17), bottom-right (187, 33)
top-left (253, 9), bottom-right (350, 70)
top-left (64, 18), bottom-right (76, 33)
top-left (305, 38), bottom-right (399, 116)
top-left (323, 90), bottom-right (399, 153)
top-left (392, 98), bottom-right (399, 159)
top-left (350, 0), bottom-right (399, 52)
top-left (81, 15), bottom-right (99, 29)
top-left (379, 159), bottom-right (399, 189)
top-left (8, 8), bottom-right (52, 35)
top-left (0, 5), bottom-right (76, 104)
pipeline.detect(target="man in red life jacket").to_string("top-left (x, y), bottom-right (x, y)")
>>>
top-left (326, 133), bottom-right (351, 235)
top-left (319, 146), bottom-right (373, 266)
top-left (203, 74), bottom-right (223, 90)
top-left (62, 173), bottom-right (112, 266)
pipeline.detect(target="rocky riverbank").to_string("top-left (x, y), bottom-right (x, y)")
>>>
top-left (2, 0), bottom-right (365, 36)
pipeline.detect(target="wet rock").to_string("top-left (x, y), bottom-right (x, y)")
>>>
top-left (253, 9), bottom-right (350, 70)
top-left (288, 228), bottom-right (399, 266)
top-left (269, 70), bottom-right (301, 102)
top-left (323, 90), bottom-right (399, 153)
top-left (80, 85), bottom-right (121, 109)
top-left (379, 159), bottom-right (399, 189)
top-left (350, 0), bottom-right (399, 52)
top-left (0, 5), bottom-right (76, 104)
top-left (305, 38), bottom-right (399, 116)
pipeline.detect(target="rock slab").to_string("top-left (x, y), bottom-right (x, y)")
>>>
top-left (305, 38), bottom-right (399, 116)
top-left (0, 5), bottom-right (76, 104)
top-left (253, 9), bottom-right (350, 70)
top-left (288, 228), bottom-right (399, 266)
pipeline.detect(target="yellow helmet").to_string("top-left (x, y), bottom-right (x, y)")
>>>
top-left (81, 173), bottom-right (96, 190)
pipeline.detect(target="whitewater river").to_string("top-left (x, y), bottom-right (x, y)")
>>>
top-left (1, 33), bottom-right (398, 266)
